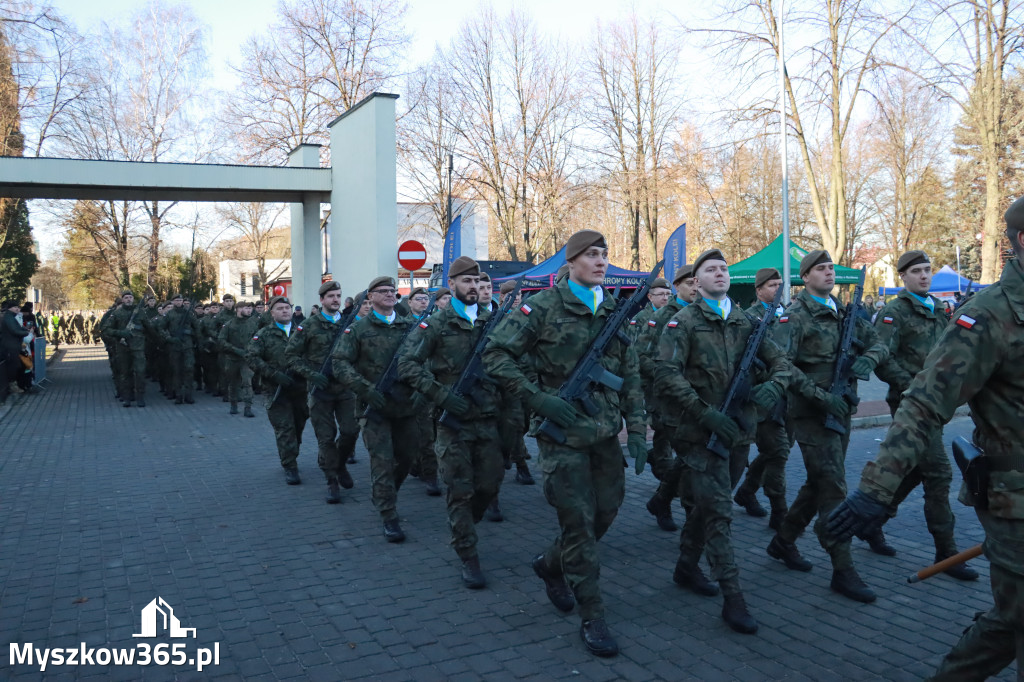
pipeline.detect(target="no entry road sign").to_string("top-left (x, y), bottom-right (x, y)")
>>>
top-left (398, 240), bottom-right (427, 271)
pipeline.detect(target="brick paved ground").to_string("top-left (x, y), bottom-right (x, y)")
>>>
top-left (0, 347), bottom-right (1016, 681)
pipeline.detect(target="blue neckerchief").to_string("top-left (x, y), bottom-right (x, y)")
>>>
top-left (810, 294), bottom-right (837, 312)
top-left (702, 297), bottom-right (731, 320)
top-left (650, 304), bottom-right (659, 313)
top-left (450, 298), bottom-right (478, 323)
top-left (907, 291), bottom-right (934, 312)
top-left (676, 296), bottom-right (689, 307)
top-left (275, 321), bottom-right (292, 337)
top-left (567, 279), bottom-right (602, 313)
top-left (372, 309), bottom-right (395, 325)
top-left (322, 310), bottom-right (340, 323)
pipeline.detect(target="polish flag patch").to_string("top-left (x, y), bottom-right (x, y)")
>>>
top-left (956, 315), bottom-right (977, 330)
top-left (882, 316), bottom-right (894, 324)
top-left (648, 320), bottom-right (657, 327)
top-left (667, 320), bottom-right (678, 328)
top-left (252, 335), bottom-right (259, 340)
top-left (297, 326), bottom-right (303, 331)
top-left (520, 304), bottom-right (533, 315)
top-left (780, 316), bottom-right (790, 323)
top-left (418, 321), bottom-right (429, 329)
top-left (343, 328), bottom-right (352, 334)
top-left (630, 320), bottom-right (636, 325)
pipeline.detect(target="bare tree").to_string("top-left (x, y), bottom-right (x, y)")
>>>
top-left (216, 201), bottom-right (289, 300)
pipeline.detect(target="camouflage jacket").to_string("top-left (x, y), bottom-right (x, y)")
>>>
top-left (636, 298), bottom-right (685, 411)
top-left (161, 306), bottom-right (201, 347)
top-left (246, 323), bottom-right (305, 395)
top-left (773, 289), bottom-right (888, 420)
top-left (397, 303), bottom-right (499, 417)
top-left (655, 298), bottom-right (790, 445)
top-left (107, 304), bottom-right (150, 348)
top-left (872, 289), bottom-right (947, 405)
top-left (199, 315), bottom-right (221, 353)
top-left (860, 259), bottom-right (1024, 569)
top-left (98, 308), bottom-right (116, 344)
top-left (284, 312), bottom-right (353, 398)
top-left (482, 279), bottom-right (646, 448)
top-left (218, 315), bottom-right (260, 360)
top-left (628, 303), bottom-right (655, 341)
top-left (332, 311), bottom-right (419, 418)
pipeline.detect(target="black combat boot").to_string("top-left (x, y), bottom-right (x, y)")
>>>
top-left (859, 527), bottom-right (896, 556)
top-left (722, 593), bottom-right (758, 634)
top-left (136, 399), bottom-right (145, 408)
top-left (183, 396), bottom-right (194, 404)
top-left (243, 403), bottom-right (255, 418)
top-left (175, 396), bottom-right (184, 405)
top-left (325, 478), bottom-right (342, 504)
top-left (515, 463), bottom-right (535, 485)
top-left (337, 468), bottom-right (354, 490)
top-left (229, 401), bottom-right (238, 415)
top-left (831, 568), bottom-right (876, 603)
top-left (646, 493), bottom-right (678, 532)
top-left (767, 535), bottom-right (813, 572)
top-left (579, 618), bottom-right (618, 657)
top-left (734, 488), bottom-right (768, 517)
top-left (673, 559), bottom-right (720, 596)
top-left (461, 556), bottom-right (486, 589)
top-left (532, 554), bottom-right (575, 612)
top-left (383, 520), bottom-right (406, 543)
top-left (937, 551), bottom-right (979, 581)
top-left (768, 502), bottom-right (788, 532)
top-left (423, 476), bottom-right (442, 496)
top-left (485, 498), bottom-right (503, 522)
top-left (284, 467), bottom-right (301, 485)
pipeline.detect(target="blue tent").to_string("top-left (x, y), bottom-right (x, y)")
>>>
top-left (493, 245), bottom-right (652, 289)
top-left (877, 265), bottom-right (986, 296)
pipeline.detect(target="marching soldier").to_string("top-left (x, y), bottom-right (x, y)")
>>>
top-left (246, 296), bottom-right (308, 485)
top-left (637, 264), bottom-right (698, 532)
top-left (765, 250), bottom-right (888, 603)
top-left (285, 281), bottom-right (358, 504)
top-left (629, 276), bottom-right (671, 340)
top-left (200, 301), bottom-right (222, 396)
top-left (496, 280), bottom-right (535, 487)
top-left (655, 250), bottom-right (790, 634)
top-left (333, 276), bottom-right (420, 542)
top-left (215, 294), bottom-right (237, 399)
top-left (858, 250), bottom-right (977, 579)
top-left (733, 268), bottom-right (794, 530)
top-left (828, 197), bottom-right (1024, 680)
top-left (398, 257), bottom-right (504, 588)
top-left (161, 294), bottom-right (200, 404)
top-left (98, 301), bottom-right (119, 387)
top-left (433, 287), bottom-right (452, 310)
top-left (192, 303), bottom-right (206, 391)
top-left (484, 230), bottom-right (647, 657)
top-left (219, 300), bottom-right (259, 417)
top-left (406, 287), bottom-right (442, 496)
top-left (106, 291), bottom-right (149, 407)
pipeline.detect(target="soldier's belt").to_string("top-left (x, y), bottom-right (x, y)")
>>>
top-left (986, 454), bottom-right (1024, 472)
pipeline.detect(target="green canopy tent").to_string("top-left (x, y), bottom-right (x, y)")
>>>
top-left (727, 235), bottom-right (862, 306)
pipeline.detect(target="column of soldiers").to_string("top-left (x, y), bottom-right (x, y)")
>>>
top-left (34, 309), bottom-right (104, 348)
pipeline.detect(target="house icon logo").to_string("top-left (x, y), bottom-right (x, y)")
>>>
top-left (133, 597), bottom-right (197, 639)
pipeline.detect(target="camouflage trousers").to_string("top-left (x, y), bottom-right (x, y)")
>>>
top-left (363, 414), bottom-right (420, 522)
top-left (647, 413), bottom-right (675, 481)
top-left (778, 415), bottom-right (854, 570)
top-left (650, 422), bottom-right (747, 507)
top-left (267, 390), bottom-right (308, 469)
top-left (222, 356), bottom-right (253, 405)
top-left (735, 418), bottom-right (793, 513)
top-left (200, 350), bottom-right (219, 393)
top-left (414, 408), bottom-right (438, 479)
top-left (435, 421), bottom-right (502, 561)
top-left (929, 512), bottom-right (1023, 681)
top-left (497, 396), bottom-right (530, 467)
top-left (884, 406), bottom-right (957, 555)
top-left (114, 342), bottom-right (146, 401)
top-left (538, 435), bottom-right (625, 622)
top-left (308, 393), bottom-right (358, 482)
top-left (169, 344), bottom-right (195, 400)
top-left (675, 443), bottom-right (743, 595)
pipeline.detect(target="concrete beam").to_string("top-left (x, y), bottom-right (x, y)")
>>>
top-left (0, 156), bottom-right (332, 203)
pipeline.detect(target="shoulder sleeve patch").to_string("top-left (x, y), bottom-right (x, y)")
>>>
top-left (418, 321), bottom-right (429, 329)
top-left (955, 315), bottom-right (976, 329)
top-left (252, 335), bottom-right (259, 340)
top-left (296, 326), bottom-right (303, 331)
top-left (882, 316), bottom-right (893, 324)
top-left (520, 304), bottom-right (532, 315)
top-left (648, 320), bottom-right (657, 327)
top-left (629, 319), bottom-right (636, 325)
top-left (667, 320), bottom-right (678, 328)
top-left (343, 328), bottom-right (352, 334)
top-left (779, 316), bottom-right (789, 323)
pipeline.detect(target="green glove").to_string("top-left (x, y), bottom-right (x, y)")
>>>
top-left (700, 408), bottom-right (740, 447)
top-left (850, 356), bottom-right (876, 379)
top-left (751, 381), bottom-right (784, 410)
top-left (272, 371), bottom-right (293, 388)
top-left (821, 392), bottom-right (850, 419)
top-left (440, 389), bottom-right (470, 417)
top-left (527, 392), bottom-right (579, 429)
top-left (309, 372), bottom-right (329, 390)
top-left (364, 388), bottom-right (387, 410)
top-left (628, 433), bottom-right (648, 474)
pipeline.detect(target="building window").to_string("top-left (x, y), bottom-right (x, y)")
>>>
top-left (240, 273), bottom-right (247, 295)
top-left (252, 275), bottom-right (260, 294)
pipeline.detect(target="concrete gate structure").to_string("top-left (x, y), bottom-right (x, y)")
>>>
top-left (0, 92), bottom-right (399, 310)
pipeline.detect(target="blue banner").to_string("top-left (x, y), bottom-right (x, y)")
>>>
top-left (663, 223), bottom-right (686, 288)
top-left (441, 214), bottom-right (462, 284)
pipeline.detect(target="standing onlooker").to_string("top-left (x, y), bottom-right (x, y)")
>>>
top-left (292, 305), bottom-right (305, 324)
top-left (1, 300), bottom-right (29, 404)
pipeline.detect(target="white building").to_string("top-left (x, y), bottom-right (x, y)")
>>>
top-left (397, 200), bottom-right (489, 264)
top-left (217, 258), bottom-right (290, 301)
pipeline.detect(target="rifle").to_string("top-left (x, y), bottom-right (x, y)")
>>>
top-left (362, 295), bottom-right (438, 419)
top-left (538, 261), bottom-right (665, 444)
top-left (706, 284), bottom-right (785, 458)
top-left (307, 290), bottom-right (366, 400)
top-left (953, 280), bottom-right (974, 312)
top-left (119, 302), bottom-right (141, 346)
top-left (824, 266), bottom-right (867, 435)
top-left (437, 279), bottom-right (524, 431)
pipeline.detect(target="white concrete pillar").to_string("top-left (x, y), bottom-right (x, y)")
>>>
top-left (288, 144), bottom-right (323, 312)
top-left (327, 93), bottom-right (399, 300)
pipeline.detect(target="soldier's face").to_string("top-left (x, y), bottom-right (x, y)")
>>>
top-left (478, 281), bottom-right (493, 306)
top-left (409, 294), bottom-right (429, 315)
top-left (123, 294), bottom-right (134, 306)
top-left (900, 263), bottom-right (932, 296)
top-left (568, 247), bottom-right (609, 288)
top-left (321, 289), bottom-right (342, 313)
top-left (239, 304), bottom-right (253, 317)
top-left (675, 277), bottom-right (698, 303)
top-left (172, 298), bottom-right (183, 308)
top-left (436, 294), bottom-right (451, 309)
top-left (223, 300), bottom-right (235, 310)
top-left (450, 275), bottom-right (480, 305)
top-left (271, 302), bottom-right (292, 323)
top-left (369, 284), bottom-right (397, 314)
top-left (757, 278), bottom-right (783, 303)
top-left (358, 299), bottom-right (373, 317)
top-left (209, 305), bottom-right (220, 315)
top-left (696, 260), bottom-right (730, 298)
top-left (648, 287), bottom-right (671, 308)
top-left (803, 263), bottom-right (835, 296)
top-left (500, 292), bottom-right (522, 308)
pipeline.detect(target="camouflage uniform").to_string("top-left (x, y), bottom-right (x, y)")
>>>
top-left (200, 314), bottom-right (222, 395)
top-left (98, 307), bottom-right (118, 379)
top-left (733, 301), bottom-right (793, 517)
top-left (218, 313), bottom-right (259, 408)
top-left (214, 306), bottom-right (237, 395)
top-left (637, 298), bottom-right (685, 498)
top-left (399, 304), bottom-right (503, 560)
top-left (247, 322), bottom-right (308, 469)
top-left (107, 304), bottom-right (149, 403)
top-left (161, 305), bottom-right (201, 402)
top-left (628, 303), bottom-right (655, 341)
top-left (858, 259), bottom-right (1024, 680)
top-left (656, 298), bottom-right (790, 593)
top-left (483, 280), bottom-right (646, 622)
top-left (332, 312), bottom-right (419, 522)
top-left (773, 290), bottom-right (888, 570)
top-left (285, 312), bottom-right (358, 484)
